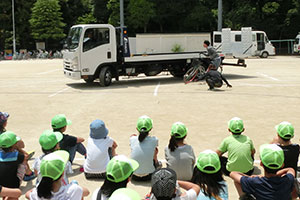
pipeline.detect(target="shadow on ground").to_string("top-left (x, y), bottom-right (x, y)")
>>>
top-left (67, 74), bottom-right (257, 91)
top-left (67, 76), bottom-right (182, 90)
top-left (222, 74), bottom-right (258, 80)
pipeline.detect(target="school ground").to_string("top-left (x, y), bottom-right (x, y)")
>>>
top-left (1, 55), bottom-right (300, 199)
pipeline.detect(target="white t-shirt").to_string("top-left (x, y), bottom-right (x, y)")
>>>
top-left (29, 183), bottom-right (83, 200)
top-left (130, 135), bottom-right (158, 175)
top-left (33, 154), bottom-right (73, 185)
top-left (150, 189), bottom-right (197, 200)
top-left (84, 136), bottom-right (114, 173)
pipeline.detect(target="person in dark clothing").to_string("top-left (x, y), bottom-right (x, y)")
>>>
top-left (199, 70), bottom-right (232, 90)
top-left (51, 114), bottom-right (86, 164)
top-left (0, 131), bottom-right (25, 189)
top-left (230, 144), bottom-right (295, 200)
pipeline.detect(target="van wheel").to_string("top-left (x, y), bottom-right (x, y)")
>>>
top-left (261, 52), bottom-right (269, 58)
top-left (99, 67), bottom-right (112, 87)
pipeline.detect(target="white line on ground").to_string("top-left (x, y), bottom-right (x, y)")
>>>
top-left (256, 72), bottom-right (279, 81)
top-left (36, 69), bottom-right (60, 75)
top-left (48, 87), bottom-right (69, 97)
top-left (154, 82), bottom-right (161, 96)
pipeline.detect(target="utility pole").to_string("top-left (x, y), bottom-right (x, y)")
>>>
top-left (12, 0), bottom-right (17, 58)
top-left (120, 0), bottom-right (124, 46)
top-left (218, 0), bottom-right (222, 31)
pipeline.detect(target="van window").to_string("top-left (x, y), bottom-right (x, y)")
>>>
top-left (83, 28), bottom-right (110, 52)
top-left (214, 34), bottom-right (222, 43)
top-left (295, 38), bottom-right (299, 44)
top-left (235, 34), bottom-right (241, 42)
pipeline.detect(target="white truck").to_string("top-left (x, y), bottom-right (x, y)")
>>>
top-left (294, 33), bottom-right (300, 54)
top-left (213, 27), bottom-right (275, 58)
top-left (63, 24), bottom-right (209, 86)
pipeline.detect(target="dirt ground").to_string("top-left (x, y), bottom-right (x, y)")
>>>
top-left (1, 56), bottom-right (300, 199)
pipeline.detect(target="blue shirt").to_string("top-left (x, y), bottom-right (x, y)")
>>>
top-left (197, 181), bottom-right (228, 200)
top-left (241, 173), bottom-right (294, 200)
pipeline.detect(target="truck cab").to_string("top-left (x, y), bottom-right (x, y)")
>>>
top-left (294, 33), bottom-right (300, 54)
top-left (63, 24), bottom-right (117, 82)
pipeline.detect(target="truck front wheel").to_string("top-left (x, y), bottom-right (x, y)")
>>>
top-left (99, 67), bottom-right (112, 87)
top-left (261, 51), bottom-right (269, 58)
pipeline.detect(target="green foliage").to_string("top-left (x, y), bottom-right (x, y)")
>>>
top-left (29, 0), bottom-right (66, 41)
top-left (262, 2), bottom-right (280, 14)
top-left (76, 12), bottom-right (97, 24)
top-left (128, 0), bottom-right (155, 32)
top-left (171, 44), bottom-right (184, 52)
top-left (93, 0), bottom-right (110, 23)
top-left (107, 0), bottom-right (120, 26)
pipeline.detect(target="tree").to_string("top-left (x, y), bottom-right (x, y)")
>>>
top-left (107, 0), bottom-right (120, 26)
top-left (29, 0), bottom-right (66, 48)
top-left (128, 0), bottom-right (155, 32)
top-left (93, 0), bottom-right (110, 23)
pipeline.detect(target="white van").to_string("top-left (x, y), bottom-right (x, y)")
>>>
top-left (213, 27), bottom-right (275, 58)
top-left (294, 33), bottom-right (300, 53)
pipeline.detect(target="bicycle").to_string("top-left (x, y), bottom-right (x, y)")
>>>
top-left (183, 55), bottom-right (224, 84)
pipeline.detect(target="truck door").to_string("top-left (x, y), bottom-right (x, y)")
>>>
top-left (256, 33), bottom-right (265, 51)
top-left (81, 27), bottom-right (114, 75)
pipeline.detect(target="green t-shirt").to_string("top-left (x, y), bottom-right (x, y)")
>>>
top-left (218, 134), bottom-right (254, 173)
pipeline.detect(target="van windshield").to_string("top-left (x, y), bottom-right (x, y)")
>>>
top-left (66, 27), bottom-right (82, 49)
top-left (296, 38), bottom-right (299, 44)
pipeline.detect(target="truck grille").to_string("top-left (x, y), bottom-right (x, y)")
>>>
top-left (63, 60), bottom-right (72, 69)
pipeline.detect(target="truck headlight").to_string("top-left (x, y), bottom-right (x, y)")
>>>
top-left (72, 57), bottom-right (79, 70)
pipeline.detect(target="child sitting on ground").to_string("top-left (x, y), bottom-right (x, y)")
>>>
top-left (51, 114), bottom-right (86, 165)
top-left (0, 112), bottom-right (35, 181)
top-left (230, 144), bottom-right (295, 200)
top-left (83, 119), bottom-right (117, 179)
top-left (271, 121), bottom-right (299, 173)
top-left (26, 150), bottom-right (89, 200)
top-left (191, 150), bottom-right (228, 200)
top-left (130, 115), bottom-right (160, 181)
top-left (91, 155), bottom-right (139, 200)
top-left (33, 129), bottom-right (72, 185)
top-left (147, 168), bottom-right (200, 200)
top-left (0, 131), bottom-right (28, 189)
top-left (165, 122), bottom-right (195, 181)
top-left (216, 117), bottom-right (255, 176)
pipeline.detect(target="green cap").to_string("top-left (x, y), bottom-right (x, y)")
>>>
top-left (109, 188), bottom-right (141, 200)
top-left (260, 144), bottom-right (284, 169)
top-left (51, 114), bottom-right (72, 129)
top-left (40, 150), bottom-right (69, 180)
top-left (228, 117), bottom-right (244, 134)
top-left (171, 122), bottom-right (187, 138)
top-left (0, 131), bottom-right (20, 148)
top-left (196, 150), bottom-right (221, 174)
top-left (39, 130), bottom-right (63, 150)
top-left (106, 155), bottom-right (139, 183)
top-left (275, 121), bottom-right (294, 140)
top-left (136, 115), bottom-right (153, 132)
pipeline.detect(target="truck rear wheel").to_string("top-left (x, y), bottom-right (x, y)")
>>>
top-left (99, 67), bottom-right (112, 87)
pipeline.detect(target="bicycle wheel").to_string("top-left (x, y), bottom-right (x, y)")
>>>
top-left (183, 67), bottom-right (200, 84)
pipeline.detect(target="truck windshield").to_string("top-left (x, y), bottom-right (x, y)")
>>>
top-left (66, 27), bottom-right (82, 49)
